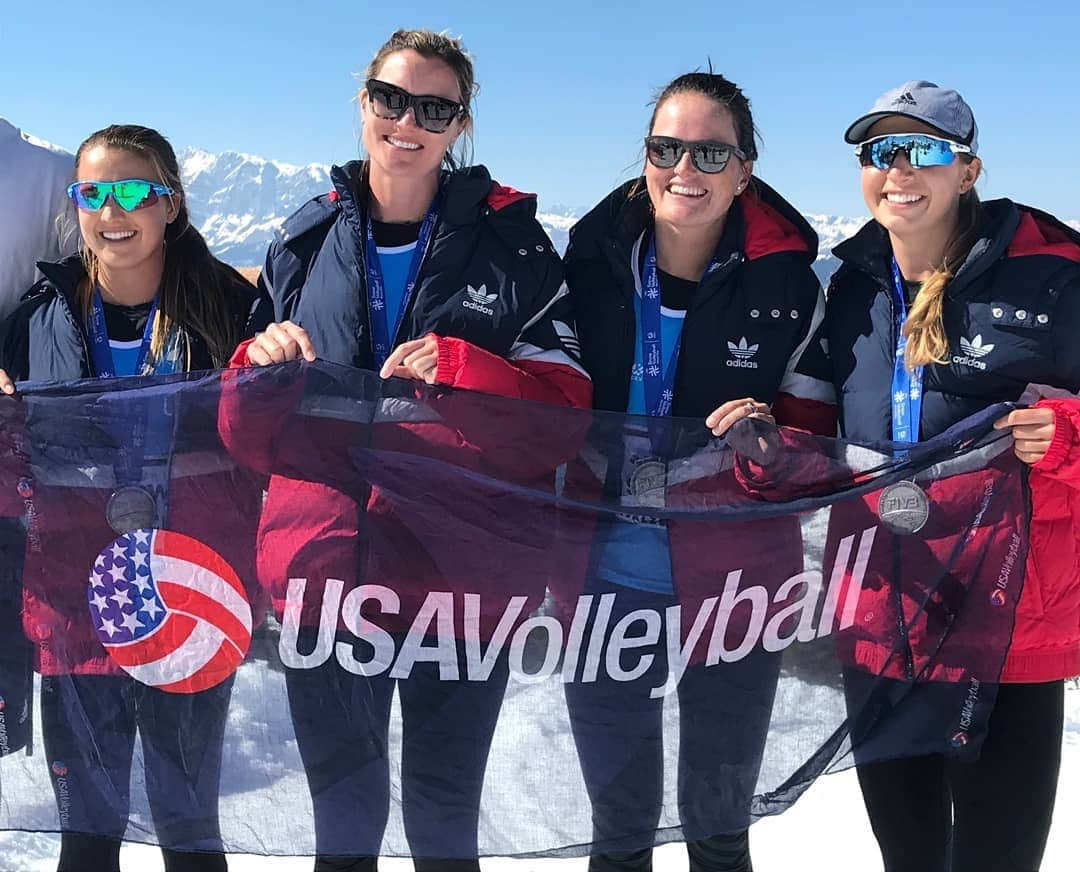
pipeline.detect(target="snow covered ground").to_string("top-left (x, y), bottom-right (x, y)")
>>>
top-left (1, 683), bottom-right (1077, 871)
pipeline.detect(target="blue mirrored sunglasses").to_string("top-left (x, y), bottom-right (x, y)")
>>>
top-left (855, 134), bottom-right (971, 170)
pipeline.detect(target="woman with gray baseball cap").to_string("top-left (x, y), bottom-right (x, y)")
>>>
top-left (824, 81), bottom-right (1080, 872)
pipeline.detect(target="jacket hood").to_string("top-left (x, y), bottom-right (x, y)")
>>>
top-left (1007, 205), bottom-right (1080, 262)
top-left (328, 161), bottom-right (526, 229)
top-left (29, 255), bottom-right (85, 307)
top-left (740, 177), bottom-right (817, 263)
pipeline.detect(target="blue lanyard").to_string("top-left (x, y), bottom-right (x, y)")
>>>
top-left (640, 237), bottom-right (681, 416)
top-left (86, 288), bottom-right (167, 492)
top-left (890, 258), bottom-right (924, 443)
top-left (87, 289), bottom-right (159, 379)
top-left (640, 234), bottom-right (725, 417)
top-left (363, 188), bottom-right (441, 369)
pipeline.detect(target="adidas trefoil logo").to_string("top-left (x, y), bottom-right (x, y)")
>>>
top-left (726, 336), bottom-right (760, 369)
top-left (893, 91), bottom-right (918, 107)
top-left (467, 284), bottom-right (497, 304)
top-left (953, 334), bottom-right (995, 370)
top-left (461, 284), bottom-right (497, 316)
top-left (959, 335), bottom-right (994, 358)
top-left (728, 337), bottom-right (758, 359)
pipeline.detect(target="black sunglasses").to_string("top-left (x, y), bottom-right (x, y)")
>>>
top-left (644, 136), bottom-right (747, 174)
top-left (365, 79), bottom-right (466, 134)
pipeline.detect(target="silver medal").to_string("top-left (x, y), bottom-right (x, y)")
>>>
top-left (877, 481), bottom-right (930, 535)
top-left (106, 486), bottom-right (158, 535)
top-left (628, 459), bottom-right (667, 509)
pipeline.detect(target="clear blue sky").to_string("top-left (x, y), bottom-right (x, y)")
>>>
top-left (3, 1), bottom-right (1078, 218)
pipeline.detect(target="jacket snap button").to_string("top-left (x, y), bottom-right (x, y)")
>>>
top-left (518, 248), bottom-right (528, 256)
top-left (535, 244), bottom-right (544, 252)
top-left (770, 309), bottom-right (781, 318)
top-left (750, 309), bottom-right (760, 318)
top-left (1037, 313), bottom-right (1049, 324)
top-left (991, 307), bottom-right (1003, 318)
top-left (1015, 309), bottom-right (1027, 320)
top-left (789, 309), bottom-right (799, 319)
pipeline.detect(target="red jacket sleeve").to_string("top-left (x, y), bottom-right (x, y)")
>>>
top-left (218, 340), bottom-right (306, 479)
top-left (772, 394), bottom-right (837, 437)
top-left (731, 422), bottom-right (855, 502)
top-left (771, 289), bottom-right (836, 437)
top-left (228, 339), bottom-right (254, 368)
top-left (1032, 398), bottom-right (1080, 489)
top-left (434, 335), bottom-right (592, 409)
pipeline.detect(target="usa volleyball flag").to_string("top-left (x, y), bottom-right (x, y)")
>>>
top-left (0, 363), bottom-right (1035, 857)
top-left (86, 528), bottom-right (252, 693)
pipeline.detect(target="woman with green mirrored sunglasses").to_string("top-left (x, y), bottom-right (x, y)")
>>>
top-left (66, 178), bottom-right (174, 212)
top-left (1, 123), bottom-right (273, 872)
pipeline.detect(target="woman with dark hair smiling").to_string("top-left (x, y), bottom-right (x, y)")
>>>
top-left (562, 70), bottom-right (835, 872)
top-left (0, 123), bottom-right (271, 872)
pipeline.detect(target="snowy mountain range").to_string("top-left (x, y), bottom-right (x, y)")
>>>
top-left (177, 147), bottom-right (597, 267)
top-left (180, 147), bottom-right (1080, 284)
top-left (178, 147), bottom-right (856, 282)
top-left (179, 148), bottom-right (333, 267)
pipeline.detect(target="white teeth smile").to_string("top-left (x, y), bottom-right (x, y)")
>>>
top-left (101, 231), bottom-right (135, 240)
top-left (885, 193), bottom-right (923, 203)
top-left (387, 136), bottom-right (421, 150)
top-left (669, 184), bottom-right (706, 197)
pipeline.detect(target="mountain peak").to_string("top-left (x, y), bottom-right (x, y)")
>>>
top-left (179, 148), bottom-right (334, 264)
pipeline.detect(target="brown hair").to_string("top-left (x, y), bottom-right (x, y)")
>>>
top-left (74, 124), bottom-right (246, 368)
top-left (363, 28), bottom-right (477, 170)
top-left (902, 163), bottom-right (982, 370)
top-left (629, 67), bottom-right (759, 199)
top-left (647, 70), bottom-right (759, 160)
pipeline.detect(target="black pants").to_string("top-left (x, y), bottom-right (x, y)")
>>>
top-left (578, 834), bottom-right (753, 872)
top-left (286, 637), bottom-right (509, 872)
top-left (0, 584), bottom-right (31, 758)
top-left (41, 673), bottom-right (232, 872)
top-left (565, 585), bottom-right (778, 872)
top-left (854, 680), bottom-right (1062, 872)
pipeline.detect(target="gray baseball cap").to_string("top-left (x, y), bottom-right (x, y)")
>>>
top-left (844, 80), bottom-right (979, 154)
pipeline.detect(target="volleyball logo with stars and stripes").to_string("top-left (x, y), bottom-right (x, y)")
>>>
top-left (87, 529), bottom-right (251, 693)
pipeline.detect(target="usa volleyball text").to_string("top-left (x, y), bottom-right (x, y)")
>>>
top-left (279, 527), bottom-right (877, 698)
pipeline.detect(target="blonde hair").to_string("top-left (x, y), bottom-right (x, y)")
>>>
top-left (902, 175), bottom-right (982, 371)
top-left (74, 125), bottom-right (247, 368)
top-left (362, 28), bottom-right (477, 170)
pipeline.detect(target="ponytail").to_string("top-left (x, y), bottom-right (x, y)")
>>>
top-left (902, 185), bottom-right (982, 371)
